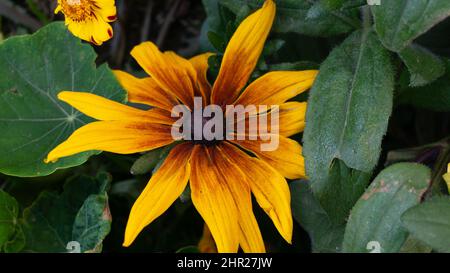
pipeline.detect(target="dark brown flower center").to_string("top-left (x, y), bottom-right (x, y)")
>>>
top-left (189, 113), bottom-right (225, 146)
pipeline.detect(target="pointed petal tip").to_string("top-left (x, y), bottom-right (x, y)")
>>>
top-left (265, 0), bottom-right (276, 14)
top-left (123, 226), bottom-right (139, 248)
top-left (44, 154), bottom-right (58, 164)
top-left (280, 222), bottom-right (293, 245)
top-left (56, 91), bottom-right (73, 101)
top-left (54, 5), bottom-right (62, 14)
top-left (122, 237), bottom-right (132, 247)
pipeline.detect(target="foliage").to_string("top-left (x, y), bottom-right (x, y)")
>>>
top-left (0, 0), bottom-right (450, 253)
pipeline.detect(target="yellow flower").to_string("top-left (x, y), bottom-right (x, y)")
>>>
top-left (444, 164), bottom-right (450, 194)
top-left (45, 0), bottom-right (318, 253)
top-left (55, 0), bottom-right (117, 45)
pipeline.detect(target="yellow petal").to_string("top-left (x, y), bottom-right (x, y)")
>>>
top-left (237, 102), bottom-right (307, 137)
top-left (214, 143), bottom-right (265, 253)
top-left (237, 199), bottom-right (266, 253)
top-left (190, 53), bottom-right (214, 105)
top-left (113, 70), bottom-right (178, 111)
top-left (95, 0), bottom-right (117, 22)
top-left (444, 163), bottom-right (450, 194)
top-left (221, 142), bottom-right (292, 244)
top-left (278, 102), bottom-right (307, 136)
top-left (230, 135), bottom-right (306, 180)
top-left (55, 3), bottom-right (62, 14)
top-left (190, 145), bottom-right (240, 253)
top-left (66, 19), bottom-right (92, 43)
top-left (211, 0), bottom-right (276, 106)
top-left (234, 71), bottom-right (318, 107)
top-left (91, 17), bottom-right (113, 45)
top-left (66, 17), bottom-right (112, 46)
top-left (57, 91), bottom-right (174, 125)
top-left (45, 121), bottom-right (174, 163)
top-left (123, 143), bottom-right (193, 246)
top-left (131, 42), bottom-right (197, 108)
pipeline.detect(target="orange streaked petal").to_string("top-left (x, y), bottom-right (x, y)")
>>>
top-left (190, 53), bottom-right (214, 105)
top-left (230, 135), bottom-right (306, 180)
top-left (113, 70), bottom-right (178, 111)
top-left (237, 197), bottom-right (266, 253)
top-left (58, 91), bottom-right (174, 125)
top-left (213, 144), bottom-right (265, 253)
top-left (123, 143), bottom-right (193, 246)
top-left (45, 121), bottom-right (174, 163)
top-left (221, 142), bottom-right (293, 244)
top-left (131, 42), bottom-right (197, 108)
top-left (190, 145), bottom-right (240, 253)
top-left (238, 102), bottom-right (307, 137)
top-left (234, 71), bottom-right (318, 107)
top-left (211, 0), bottom-right (276, 106)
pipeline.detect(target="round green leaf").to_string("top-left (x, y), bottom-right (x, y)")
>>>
top-left (0, 22), bottom-right (126, 177)
top-left (342, 163), bottom-right (431, 253)
top-left (20, 173), bottom-right (112, 253)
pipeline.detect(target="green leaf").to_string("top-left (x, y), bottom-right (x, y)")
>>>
top-left (311, 160), bottom-right (372, 225)
top-left (219, 0), bottom-right (361, 37)
top-left (0, 22), bottom-right (126, 177)
top-left (400, 236), bottom-right (432, 253)
top-left (0, 190), bottom-right (19, 251)
top-left (201, 0), bottom-right (236, 51)
top-left (110, 178), bottom-right (144, 201)
top-left (319, 0), bottom-right (367, 11)
top-left (268, 61), bottom-right (319, 71)
top-left (176, 246), bottom-right (200, 253)
top-left (72, 195), bottom-right (111, 253)
top-left (290, 180), bottom-right (345, 253)
top-left (303, 30), bottom-right (394, 185)
top-left (401, 196), bottom-right (450, 253)
top-left (3, 226), bottom-right (25, 253)
top-left (130, 146), bottom-right (172, 176)
top-left (372, 0), bottom-right (450, 52)
top-left (207, 31), bottom-right (226, 52)
top-left (320, 0), bottom-right (344, 10)
top-left (398, 43), bottom-right (445, 87)
top-left (20, 173), bottom-right (112, 253)
top-left (342, 163), bottom-right (431, 253)
top-left (398, 60), bottom-right (450, 112)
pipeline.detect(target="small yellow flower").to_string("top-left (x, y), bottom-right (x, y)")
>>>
top-left (45, 0), bottom-right (318, 253)
top-left (444, 163), bottom-right (450, 194)
top-left (55, 0), bottom-right (117, 45)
